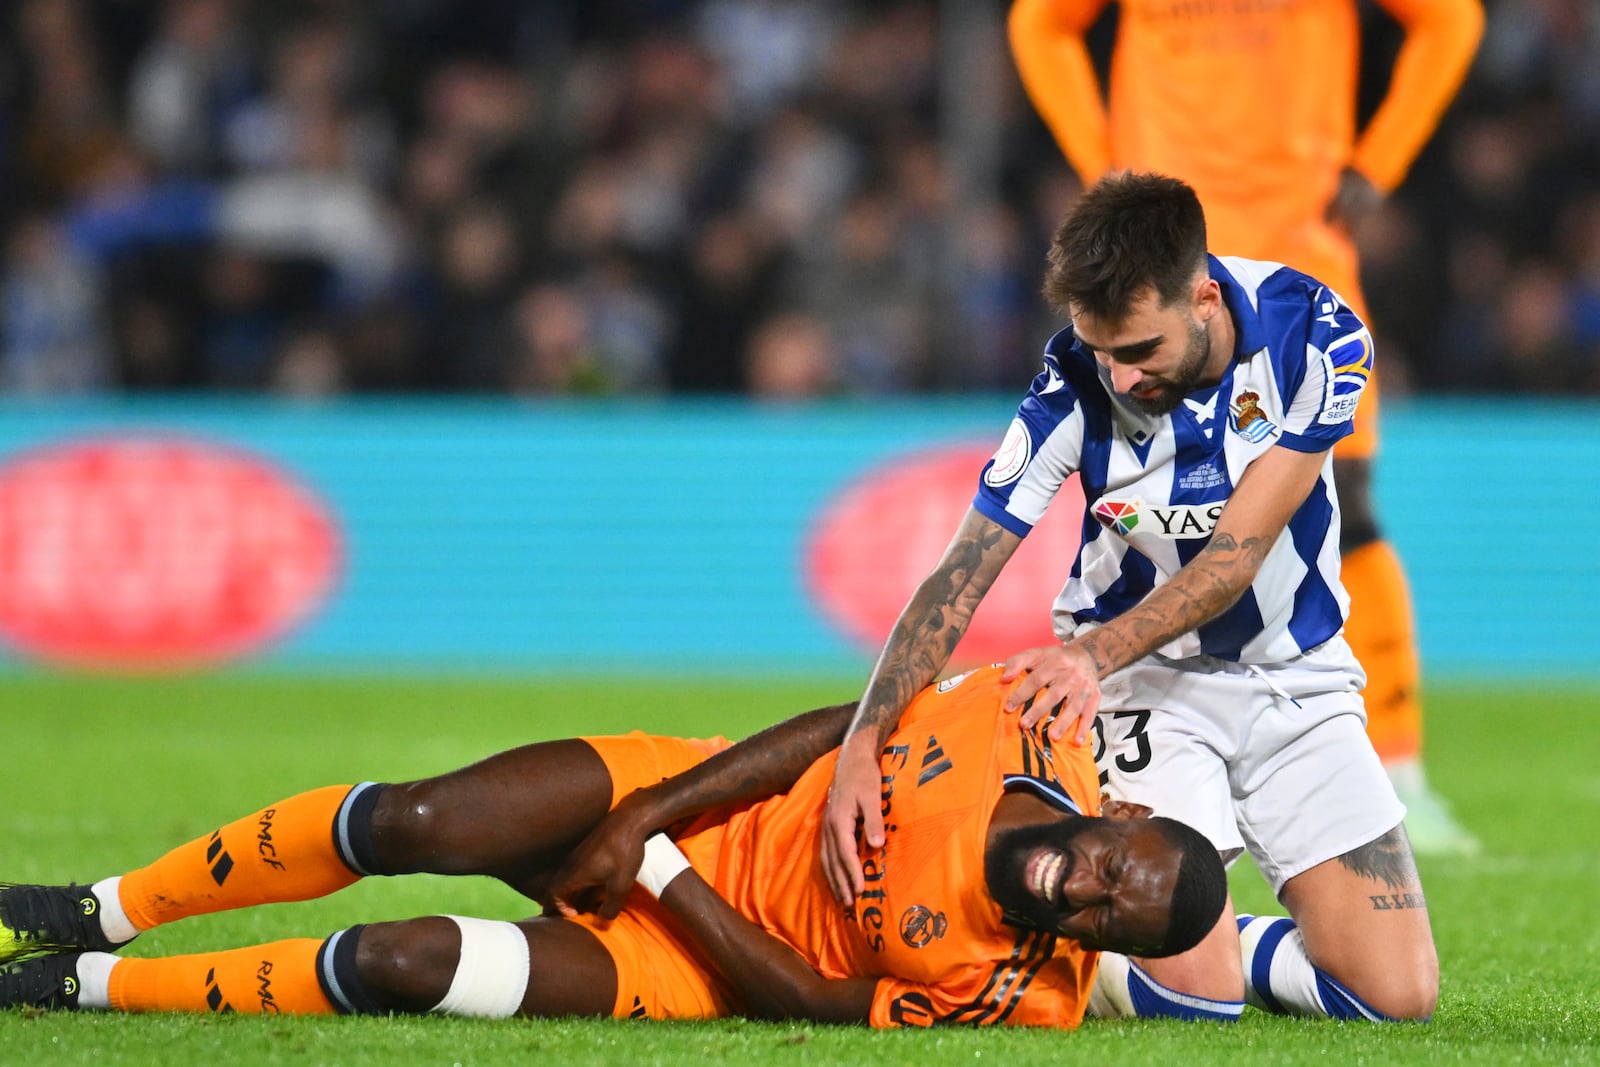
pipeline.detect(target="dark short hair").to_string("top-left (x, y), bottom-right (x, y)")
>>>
top-left (1043, 172), bottom-right (1208, 323)
top-left (1147, 816), bottom-right (1228, 958)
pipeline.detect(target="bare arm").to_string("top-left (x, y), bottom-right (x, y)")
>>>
top-left (822, 507), bottom-right (1022, 903)
top-left (845, 507), bottom-right (1022, 751)
top-left (549, 701), bottom-right (856, 917)
top-left (1353, 0), bottom-right (1485, 192)
top-left (1004, 444), bottom-right (1332, 740)
top-left (656, 868), bottom-right (879, 1023)
top-left (1008, 0), bottom-right (1115, 183)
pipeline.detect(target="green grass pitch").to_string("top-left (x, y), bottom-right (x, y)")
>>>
top-left (1, 671), bottom-right (1597, 1065)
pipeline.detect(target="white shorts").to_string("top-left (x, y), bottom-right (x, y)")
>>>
top-left (1092, 635), bottom-right (1405, 894)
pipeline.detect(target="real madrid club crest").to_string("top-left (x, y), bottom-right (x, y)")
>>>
top-left (900, 905), bottom-right (949, 948)
top-left (1229, 390), bottom-right (1279, 443)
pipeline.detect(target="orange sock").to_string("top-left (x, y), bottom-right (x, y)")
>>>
top-left (109, 938), bottom-right (335, 1014)
top-left (1341, 540), bottom-right (1423, 764)
top-left (119, 785), bottom-right (362, 932)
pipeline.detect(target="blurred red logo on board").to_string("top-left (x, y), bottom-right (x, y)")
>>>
top-left (0, 437), bottom-right (341, 670)
top-left (804, 443), bottom-right (1087, 666)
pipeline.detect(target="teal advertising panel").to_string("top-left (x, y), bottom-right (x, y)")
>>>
top-left (0, 397), bottom-right (1592, 679)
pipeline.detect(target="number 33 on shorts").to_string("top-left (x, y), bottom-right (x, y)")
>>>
top-left (1092, 711), bottom-right (1153, 788)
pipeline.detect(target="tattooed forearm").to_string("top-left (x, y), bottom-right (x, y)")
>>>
top-left (845, 590), bottom-right (967, 745)
top-left (845, 513), bottom-right (1017, 744)
top-left (1339, 825), bottom-right (1422, 891)
top-left (1080, 530), bottom-right (1278, 675)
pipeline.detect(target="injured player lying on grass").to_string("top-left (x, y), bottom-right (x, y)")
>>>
top-left (0, 665), bottom-right (1224, 1028)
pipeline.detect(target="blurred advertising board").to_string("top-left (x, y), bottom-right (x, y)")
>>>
top-left (0, 397), bottom-right (1591, 679)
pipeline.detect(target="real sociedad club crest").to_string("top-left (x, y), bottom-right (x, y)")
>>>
top-left (1229, 391), bottom-right (1279, 443)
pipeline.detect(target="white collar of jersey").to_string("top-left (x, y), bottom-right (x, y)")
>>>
top-left (1209, 254), bottom-right (1269, 361)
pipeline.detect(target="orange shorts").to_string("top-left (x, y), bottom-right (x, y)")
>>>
top-left (573, 732), bottom-right (736, 1020)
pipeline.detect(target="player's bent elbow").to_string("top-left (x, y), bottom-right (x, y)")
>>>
top-left (1455, 0), bottom-right (1487, 51)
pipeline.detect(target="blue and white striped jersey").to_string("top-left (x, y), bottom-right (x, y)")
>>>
top-left (974, 256), bottom-right (1374, 664)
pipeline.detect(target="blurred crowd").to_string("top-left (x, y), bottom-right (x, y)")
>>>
top-left (1, 0), bottom-right (1596, 399)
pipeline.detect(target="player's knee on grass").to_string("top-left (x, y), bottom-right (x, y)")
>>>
top-left (351, 916), bottom-right (532, 1018)
top-left (1242, 910), bottom-right (1437, 1021)
top-left (1326, 943), bottom-right (1439, 1021)
top-left (1374, 968), bottom-right (1439, 1021)
top-left (353, 916), bottom-right (462, 1013)
top-left (1302, 828), bottom-right (1436, 1020)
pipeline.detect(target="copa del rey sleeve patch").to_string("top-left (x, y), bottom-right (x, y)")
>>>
top-left (984, 418), bottom-right (1032, 488)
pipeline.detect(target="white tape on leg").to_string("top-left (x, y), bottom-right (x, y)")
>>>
top-left (429, 916), bottom-right (530, 1018)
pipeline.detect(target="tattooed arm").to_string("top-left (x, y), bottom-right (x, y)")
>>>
top-left (548, 701), bottom-right (856, 918)
top-left (821, 507), bottom-right (1023, 904)
top-left (1003, 443), bottom-right (1334, 742)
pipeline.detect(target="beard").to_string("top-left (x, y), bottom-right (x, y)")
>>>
top-left (984, 817), bottom-right (1094, 932)
top-left (1125, 318), bottom-right (1211, 416)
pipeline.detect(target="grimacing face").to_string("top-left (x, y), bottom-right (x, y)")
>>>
top-left (984, 816), bottom-right (1181, 956)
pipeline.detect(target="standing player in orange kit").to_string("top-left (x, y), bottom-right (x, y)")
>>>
top-left (1007, 0), bottom-right (1484, 856)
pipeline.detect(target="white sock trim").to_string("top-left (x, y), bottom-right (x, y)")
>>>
top-left (1127, 960), bottom-right (1244, 1017)
top-left (75, 952), bottom-right (119, 1010)
top-left (1239, 915), bottom-right (1325, 1017)
top-left (90, 877), bottom-right (140, 945)
top-left (429, 917), bottom-right (530, 1019)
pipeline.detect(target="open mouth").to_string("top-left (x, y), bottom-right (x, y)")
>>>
top-left (1025, 847), bottom-right (1067, 906)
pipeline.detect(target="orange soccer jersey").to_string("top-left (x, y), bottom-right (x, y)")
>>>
top-left (583, 665), bottom-right (1103, 1027)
